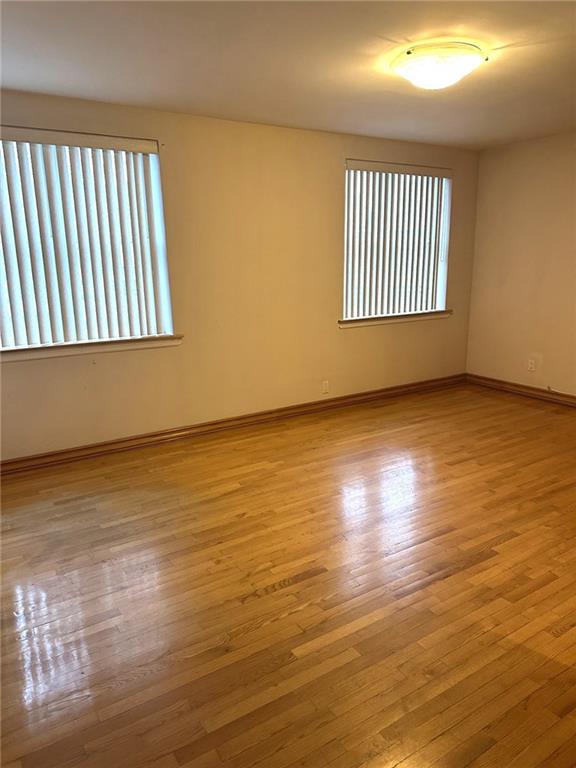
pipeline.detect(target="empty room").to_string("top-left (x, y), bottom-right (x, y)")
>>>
top-left (1, 1), bottom-right (576, 767)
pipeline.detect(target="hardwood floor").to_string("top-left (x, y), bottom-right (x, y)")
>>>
top-left (2, 384), bottom-right (576, 768)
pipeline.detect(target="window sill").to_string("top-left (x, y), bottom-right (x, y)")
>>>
top-left (0, 334), bottom-right (183, 362)
top-left (338, 310), bottom-right (453, 328)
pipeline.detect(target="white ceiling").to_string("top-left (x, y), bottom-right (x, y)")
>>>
top-left (2, 1), bottom-right (575, 148)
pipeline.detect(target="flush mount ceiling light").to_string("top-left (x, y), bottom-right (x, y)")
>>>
top-left (392, 42), bottom-right (488, 90)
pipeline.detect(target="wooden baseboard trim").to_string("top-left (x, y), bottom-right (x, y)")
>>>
top-left (2, 374), bottom-right (466, 475)
top-left (466, 374), bottom-right (576, 408)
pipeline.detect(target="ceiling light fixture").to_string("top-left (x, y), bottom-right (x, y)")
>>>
top-left (392, 42), bottom-right (488, 90)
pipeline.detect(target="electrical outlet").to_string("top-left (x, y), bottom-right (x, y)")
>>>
top-left (527, 353), bottom-right (543, 373)
top-left (321, 380), bottom-right (330, 395)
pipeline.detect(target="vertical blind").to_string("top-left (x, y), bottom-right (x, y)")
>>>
top-left (0, 130), bottom-right (173, 350)
top-left (343, 161), bottom-right (452, 320)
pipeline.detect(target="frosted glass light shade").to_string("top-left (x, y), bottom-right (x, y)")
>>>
top-left (392, 42), bottom-right (486, 90)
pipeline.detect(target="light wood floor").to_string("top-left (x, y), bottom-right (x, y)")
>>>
top-left (3, 385), bottom-right (576, 768)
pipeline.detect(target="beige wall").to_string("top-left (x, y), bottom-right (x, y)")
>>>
top-left (468, 132), bottom-right (576, 395)
top-left (1, 91), bottom-right (478, 460)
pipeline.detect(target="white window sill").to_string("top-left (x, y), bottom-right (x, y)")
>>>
top-left (0, 334), bottom-right (183, 361)
top-left (338, 310), bottom-right (453, 328)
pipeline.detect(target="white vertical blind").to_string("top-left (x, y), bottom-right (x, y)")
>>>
top-left (343, 162), bottom-right (452, 320)
top-left (0, 135), bottom-right (173, 350)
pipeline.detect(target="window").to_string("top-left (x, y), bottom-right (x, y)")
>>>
top-left (0, 128), bottom-right (173, 351)
top-left (343, 160), bottom-right (452, 322)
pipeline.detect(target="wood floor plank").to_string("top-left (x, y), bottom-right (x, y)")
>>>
top-left (2, 385), bottom-right (576, 767)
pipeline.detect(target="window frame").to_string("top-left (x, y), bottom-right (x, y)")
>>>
top-left (339, 158), bottom-right (454, 327)
top-left (0, 125), bottom-right (179, 357)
